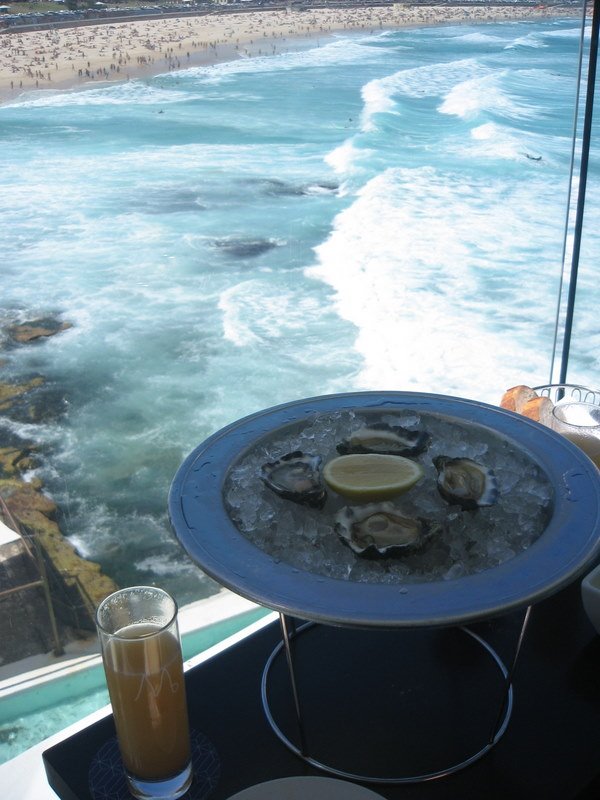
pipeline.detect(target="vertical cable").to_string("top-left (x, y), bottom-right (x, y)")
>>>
top-left (549, 0), bottom-right (589, 383)
top-left (557, 0), bottom-right (600, 384)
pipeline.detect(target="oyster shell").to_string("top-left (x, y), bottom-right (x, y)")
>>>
top-left (260, 451), bottom-right (326, 509)
top-left (335, 502), bottom-right (442, 557)
top-left (336, 422), bottom-right (430, 458)
top-left (433, 456), bottom-right (498, 510)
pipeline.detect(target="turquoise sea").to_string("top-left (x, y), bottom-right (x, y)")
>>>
top-left (1, 16), bottom-right (598, 605)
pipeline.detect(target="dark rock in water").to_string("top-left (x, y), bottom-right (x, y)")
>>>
top-left (242, 178), bottom-right (305, 197)
top-left (213, 237), bottom-right (278, 258)
top-left (0, 440), bottom-right (38, 478)
top-left (264, 179), bottom-right (304, 196)
top-left (0, 376), bottom-right (68, 423)
top-left (525, 153), bottom-right (542, 161)
top-left (0, 376), bottom-right (45, 413)
top-left (303, 181), bottom-right (339, 194)
top-left (241, 178), bottom-right (339, 197)
top-left (7, 317), bottom-right (72, 344)
top-left (16, 385), bottom-right (69, 424)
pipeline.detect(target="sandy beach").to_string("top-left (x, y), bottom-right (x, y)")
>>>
top-left (0, 4), bottom-right (576, 103)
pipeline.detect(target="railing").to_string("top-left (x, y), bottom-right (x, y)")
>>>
top-left (19, 522), bottom-right (99, 632)
top-left (0, 494), bottom-right (64, 656)
top-left (0, 493), bottom-right (103, 657)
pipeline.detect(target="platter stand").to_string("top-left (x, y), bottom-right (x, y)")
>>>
top-left (168, 392), bottom-right (600, 787)
top-left (260, 608), bottom-right (531, 784)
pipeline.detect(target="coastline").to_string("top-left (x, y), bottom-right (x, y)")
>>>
top-left (0, 4), bottom-right (579, 104)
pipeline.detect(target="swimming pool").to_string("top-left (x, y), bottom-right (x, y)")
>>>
top-left (0, 605), bottom-right (268, 765)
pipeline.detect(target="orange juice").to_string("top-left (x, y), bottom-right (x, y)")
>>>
top-left (103, 622), bottom-right (191, 780)
top-left (562, 432), bottom-right (600, 469)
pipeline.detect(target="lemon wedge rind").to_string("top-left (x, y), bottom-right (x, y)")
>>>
top-left (323, 453), bottom-right (424, 501)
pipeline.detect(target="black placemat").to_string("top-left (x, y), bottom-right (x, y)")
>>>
top-left (89, 730), bottom-right (220, 800)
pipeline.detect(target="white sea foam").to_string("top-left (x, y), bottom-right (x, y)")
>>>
top-left (466, 122), bottom-right (543, 162)
top-left (364, 57), bottom-right (487, 102)
top-left (360, 80), bottom-right (398, 131)
top-left (439, 72), bottom-right (539, 121)
top-left (184, 35), bottom-right (382, 85)
top-left (218, 276), bottom-right (336, 349)
top-left (506, 33), bottom-right (548, 50)
top-left (9, 81), bottom-right (193, 108)
top-left (219, 283), bottom-right (265, 346)
top-left (325, 140), bottom-right (368, 175)
top-left (135, 555), bottom-right (201, 578)
top-left (447, 32), bottom-right (509, 45)
top-left (539, 24), bottom-right (589, 40)
top-left (306, 165), bottom-right (563, 400)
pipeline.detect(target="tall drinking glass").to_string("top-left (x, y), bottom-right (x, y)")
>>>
top-left (96, 586), bottom-right (192, 800)
top-left (551, 402), bottom-right (600, 468)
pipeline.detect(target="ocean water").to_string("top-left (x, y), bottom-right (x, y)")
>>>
top-left (1, 16), bottom-right (598, 605)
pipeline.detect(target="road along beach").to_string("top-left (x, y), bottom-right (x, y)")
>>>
top-left (0, 4), bottom-right (577, 103)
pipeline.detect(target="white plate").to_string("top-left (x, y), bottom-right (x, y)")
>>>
top-left (227, 776), bottom-right (386, 800)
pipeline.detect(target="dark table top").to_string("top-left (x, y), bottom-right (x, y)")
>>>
top-left (44, 580), bottom-right (600, 800)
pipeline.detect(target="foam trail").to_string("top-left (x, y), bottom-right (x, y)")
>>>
top-left (307, 165), bottom-right (568, 400)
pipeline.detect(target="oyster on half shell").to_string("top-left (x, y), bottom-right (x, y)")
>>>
top-left (335, 503), bottom-right (443, 557)
top-left (336, 422), bottom-right (430, 458)
top-left (260, 451), bottom-right (327, 509)
top-left (433, 456), bottom-right (498, 511)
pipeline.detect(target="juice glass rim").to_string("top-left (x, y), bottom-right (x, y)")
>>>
top-left (551, 401), bottom-right (600, 429)
top-left (95, 585), bottom-right (179, 639)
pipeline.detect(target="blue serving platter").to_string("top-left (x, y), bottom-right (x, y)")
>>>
top-left (169, 392), bottom-right (600, 628)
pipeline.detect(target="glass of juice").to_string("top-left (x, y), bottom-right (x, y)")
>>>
top-left (551, 401), bottom-right (600, 469)
top-left (96, 586), bottom-right (193, 800)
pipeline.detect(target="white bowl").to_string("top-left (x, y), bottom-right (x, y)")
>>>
top-left (581, 562), bottom-right (600, 633)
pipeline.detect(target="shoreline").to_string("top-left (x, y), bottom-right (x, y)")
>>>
top-left (0, 4), bottom-right (579, 104)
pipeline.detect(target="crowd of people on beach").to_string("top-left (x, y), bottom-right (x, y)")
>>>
top-left (0, 3), bottom-right (570, 99)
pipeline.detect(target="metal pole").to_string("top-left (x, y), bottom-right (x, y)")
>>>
top-left (279, 613), bottom-right (307, 755)
top-left (559, 0), bottom-right (600, 384)
top-left (31, 533), bottom-right (65, 657)
top-left (549, 0), bottom-right (588, 383)
top-left (488, 605), bottom-right (533, 745)
top-left (0, 580), bottom-right (44, 599)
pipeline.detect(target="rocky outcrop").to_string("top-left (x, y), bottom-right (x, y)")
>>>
top-left (0, 376), bottom-right (45, 412)
top-left (0, 473), bottom-right (117, 609)
top-left (1, 317), bottom-right (72, 423)
top-left (6, 318), bottom-right (73, 345)
top-left (0, 316), bottom-right (118, 660)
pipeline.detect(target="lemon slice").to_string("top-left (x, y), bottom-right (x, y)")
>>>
top-left (323, 454), bottom-right (424, 501)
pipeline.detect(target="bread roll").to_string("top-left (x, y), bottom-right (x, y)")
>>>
top-left (500, 385), bottom-right (538, 413)
top-left (521, 396), bottom-right (554, 427)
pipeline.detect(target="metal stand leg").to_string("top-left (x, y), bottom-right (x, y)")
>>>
top-left (261, 617), bottom-right (527, 785)
top-left (278, 613), bottom-right (307, 756)
top-left (489, 604), bottom-right (532, 745)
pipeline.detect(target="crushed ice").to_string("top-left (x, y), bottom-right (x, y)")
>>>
top-left (224, 409), bottom-right (553, 584)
